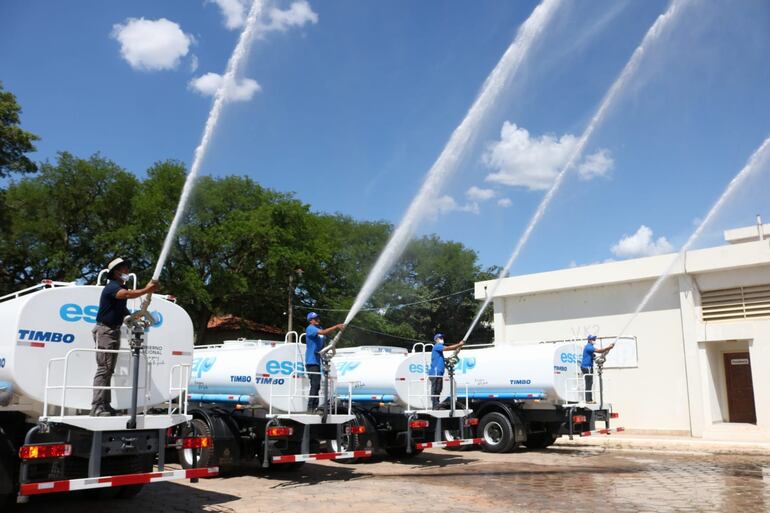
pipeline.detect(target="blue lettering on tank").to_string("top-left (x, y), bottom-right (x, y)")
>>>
top-left (192, 357), bottom-right (217, 378)
top-left (265, 360), bottom-right (306, 376)
top-left (336, 361), bottom-right (360, 376)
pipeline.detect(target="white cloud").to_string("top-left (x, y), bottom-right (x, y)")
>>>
top-left (466, 186), bottom-right (497, 202)
top-left (264, 0), bottom-right (319, 33)
top-left (483, 122), bottom-right (613, 191)
top-left (435, 195), bottom-right (479, 216)
top-left (578, 149), bottom-right (613, 180)
top-left (209, 0), bottom-right (319, 33)
top-left (111, 18), bottom-right (193, 71)
top-left (497, 198), bottom-right (512, 208)
top-left (190, 54), bottom-right (199, 73)
top-left (610, 225), bottom-right (673, 259)
top-left (189, 72), bottom-right (262, 102)
top-left (208, 0), bottom-right (249, 30)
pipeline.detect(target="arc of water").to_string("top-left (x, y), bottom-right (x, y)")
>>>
top-left (616, 136), bottom-right (770, 339)
top-left (320, 0), bottom-right (564, 357)
top-left (462, 0), bottom-right (692, 345)
top-left (152, 0), bottom-right (264, 281)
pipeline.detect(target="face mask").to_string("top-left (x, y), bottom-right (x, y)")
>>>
top-left (120, 273), bottom-right (130, 282)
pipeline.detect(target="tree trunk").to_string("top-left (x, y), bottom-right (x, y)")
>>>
top-left (195, 309), bottom-right (211, 346)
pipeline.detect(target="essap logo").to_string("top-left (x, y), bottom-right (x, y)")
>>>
top-left (192, 357), bottom-right (216, 378)
top-left (265, 360), bottom-right (305, 376)
top-left (559, 352), bottom-right (582, 364)
top-left (18, 329), bottom-right (75, 344)
top-left (336, 361), bottom-right (360, 376)
top-left (59, 304), bottom-right (163, 328)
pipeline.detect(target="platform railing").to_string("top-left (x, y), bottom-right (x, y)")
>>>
top-left (168, 363), bottom-right (192, 416)
top-left (0, 280), bottom-right (75, 303)
top-left (43, 347), bottom-right (137, 418)
top-left (404, 377), bottom-right (470, 413)
top-left (267, 369), bottom-right (353, 417)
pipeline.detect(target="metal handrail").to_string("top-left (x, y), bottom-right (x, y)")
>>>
top-left (0, 280), bottom-right (75, 303)
top-left (405, 376), bottom-right (469, 413)
top-left (43, 347), bottom-right (132, 417)
top-left (267, 369), bottom-right (351, 416)
top-left (168, 364), bottom-right (192, 416)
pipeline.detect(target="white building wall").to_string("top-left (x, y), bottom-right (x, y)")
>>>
top-left (496, 280), bottom-right (691, 433)
top-left (478, 238), bottom-right (770, 439)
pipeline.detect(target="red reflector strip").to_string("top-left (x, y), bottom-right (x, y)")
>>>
top-left (19, 467), bottom-right (219, 496)
top-left (17, 341), bottom-right (46, 348)
top-left (580, 427), bottom-right (625, 437)
top-left (416, 438), bottom-right (482, 450)
top-left (572, 415), bottom-right (587, 423)
top-left (267, 427), bottom-right (294, 438)
top-left (409, 420), bottom-right (429, 429)
top-left (465, 418), bottom-right (479, 426)
top-left (20, 444), bottom-right (72, 460)
top-left (611, 412), bottom-right (620, 419)
top-left (181, 437), bottom-right (212, 449)
top-left (271, 449), bottom-right (372, 464)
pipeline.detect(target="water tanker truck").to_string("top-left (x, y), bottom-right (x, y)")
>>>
top-left (334, 341), bottom-right (620, 456)
top-left (332, 345), bottom-right (480, 457)
top-left (0, 278), bottom-right (216, 505)
top-left (182, 336), bottom-right (371, 473)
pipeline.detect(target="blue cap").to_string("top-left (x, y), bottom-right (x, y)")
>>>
top-left (587, 334), bottom-right (597, 341)
top-left (433, 333), bottom-right (444, 342)
top-left (307, 312), bottom-right (319, 321)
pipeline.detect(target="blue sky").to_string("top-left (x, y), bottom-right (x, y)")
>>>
top-left (2, 0), bottom-right (769, 274)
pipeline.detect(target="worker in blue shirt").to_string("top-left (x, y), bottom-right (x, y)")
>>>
top-left (428, 333), bottom-right (465, 409)
top-left (581, 335), bottom-right (614, 403)
top-left (91, 257), bottom-right (157, 416)
top-left (305, 312), bottom-right (345, 412)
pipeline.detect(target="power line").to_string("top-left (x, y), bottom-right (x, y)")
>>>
top-left (293, 287), bottom-right (474, 313)
top-left (346, 324), bottom-right (426, 343)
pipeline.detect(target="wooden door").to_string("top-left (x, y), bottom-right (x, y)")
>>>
top-left (723, 352), bottom-right (756, 424)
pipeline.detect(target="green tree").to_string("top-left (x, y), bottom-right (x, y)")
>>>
top-left (0, 82), bottom-right (39, 177)
top-left (0, 152), bottom-right (138, 293)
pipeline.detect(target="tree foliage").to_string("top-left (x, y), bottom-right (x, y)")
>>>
top-left (0, 152), bottom-right (495, 345)
top-left (0, 82), bottom-right (39, 177)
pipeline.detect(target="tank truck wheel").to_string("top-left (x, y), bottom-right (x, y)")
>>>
top-left (478, 412), bottom-right (514, 453)
top-left (178, 418), bottom-right (214, 469)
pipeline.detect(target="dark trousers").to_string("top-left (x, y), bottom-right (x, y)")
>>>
top-left (92, 324), bottom-right (120, 410)
top-left (430, 376), bottom-right (443, 410)
top-left (307, 364), bottom-right (321, 411)
top-left (581, 366), bottom-right (593, 402)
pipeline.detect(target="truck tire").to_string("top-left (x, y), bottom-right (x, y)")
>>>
top-left (479, 412), bottom-right (514, 453)
top-left (178, 418), bottom-right (214, 469)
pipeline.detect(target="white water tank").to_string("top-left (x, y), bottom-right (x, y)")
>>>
top-left (0, 284), bottom-right (194, 416)
top-left (334, 342), bottom-right (584, 407)
top-left (333, 347), bottom-right (450, 410)
top-left (189, 340), bottom-right (340, 413)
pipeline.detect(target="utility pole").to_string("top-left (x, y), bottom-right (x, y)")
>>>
top-left (287, 268), bottom-right (303, 333)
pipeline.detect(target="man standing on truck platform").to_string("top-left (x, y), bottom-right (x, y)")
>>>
top-left (581, 335), bottom-right (614, 403)
top-left (91, 257), bottom-right (157, 417)
top-left (305, 312), bottom-right (345, 412)
top-left (428, 333), bottom-right (464, 409)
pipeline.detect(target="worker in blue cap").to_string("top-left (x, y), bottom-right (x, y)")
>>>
top-left (305, 312), bottom-right (345, 412)
top-left (428, 333), bottom-right (465, 409)
top-left (581, 335), bottom-right (614, 402)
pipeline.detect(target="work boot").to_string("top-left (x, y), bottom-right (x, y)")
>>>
top-left (90, 405), bottom-right (114, 417)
